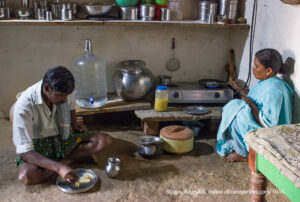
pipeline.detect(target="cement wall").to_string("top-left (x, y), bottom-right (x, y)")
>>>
top-left (0, 24), bottom-right (248, 114)
top-left (236, 0), bottom-right (300, 123)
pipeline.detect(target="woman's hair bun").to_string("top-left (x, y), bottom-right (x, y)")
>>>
top-left (279, 63), bottom-right (290, 75)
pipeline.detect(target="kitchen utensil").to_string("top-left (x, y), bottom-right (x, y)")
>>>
top-left (160, 125), bottom-right (194, 154)
top-left (116, 0), bottom-right (138, 7)
top-left (22, 0), bottom-right (30, 9)
top-left (228, 0), bottom-right (238, 21)
top-left (81, 2), bottom-right (115, 16)
top-left (198, 79), bottom-right (226, 88)
top-left (0, 0), bottom-right (5, 7)
top-left (120, 6), bottom-right (138, 20)
top-left (16, 8), bottom-right (31, 19)
top-left (112, 60), bottom-right (154, 101)
top-left (166, 38), bottom-right (181, 72)
top-left (161, 8), bottom-right (170, 21)
top-left (105, 158), bottom-right (120, 178)
top-left (5, 7), bottom-right (10, 18)
top-left (138, 136), bottom-right (163, 158)
top-left (0, 8), bottom-right (5, 18)
top-left (46, 11), bottom-right (52, 21)
top-left (182, 121), bottom-right (205, 137)
top-left (160, 75), bottom-right (172, 86)
top-left (56, 168), bottom-right (98, 194)
top-left (199, 0), bottom-right (218, 23)
top-left (183, 106), bottom-right (209, 115)
top-left (140, 4), bottom-right (155, 21)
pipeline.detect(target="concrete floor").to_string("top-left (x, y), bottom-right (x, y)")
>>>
top-left (0, 117), bottom-right (289, 202)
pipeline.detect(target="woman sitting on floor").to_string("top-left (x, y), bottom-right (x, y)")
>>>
top-left (217, 48), bottom-right (293, 162)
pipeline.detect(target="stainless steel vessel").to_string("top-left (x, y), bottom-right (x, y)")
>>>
top-left (138, 136), bottom-right (163, 158)
top-left (140, 4), bottom-right (155, 21)
top-left (112, 60), bottom-right (154, 101)
top-left (81, 2), bottom-right (114, 16)
top-left (105, 158), bottom-right (120, 178)
top-left (199, 1), bottom-right (218, 23)
top-left (120, 6), bottom-right (138, 20)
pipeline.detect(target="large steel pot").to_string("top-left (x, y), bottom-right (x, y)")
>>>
top-left (112, 60), bottom-right (154, 100)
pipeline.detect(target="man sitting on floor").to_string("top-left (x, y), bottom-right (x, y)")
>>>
top-left (11, 66), bottom-right (112, 185)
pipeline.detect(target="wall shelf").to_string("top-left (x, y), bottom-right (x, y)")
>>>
top-left (0, 19), bottom-right (250, 29)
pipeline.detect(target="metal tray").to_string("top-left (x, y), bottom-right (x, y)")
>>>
top-left (183, 106), bottom-right (209, 115)
top-left (56, 168), bottom-right (98, 194)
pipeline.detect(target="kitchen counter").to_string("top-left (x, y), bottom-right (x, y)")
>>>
top-left (135, 106), bottom-right (222, 136)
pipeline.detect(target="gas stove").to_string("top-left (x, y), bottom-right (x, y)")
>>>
top-left (168, 82), bottom-right (233, 104)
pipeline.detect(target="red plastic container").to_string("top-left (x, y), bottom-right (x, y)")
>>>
top-left (154, 4), bottom-right (167, 20)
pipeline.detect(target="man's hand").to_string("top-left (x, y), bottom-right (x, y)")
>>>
top-left (72, 120), bottom-right (88, 133)
top-left (57, 163), bottom-right (78, 182)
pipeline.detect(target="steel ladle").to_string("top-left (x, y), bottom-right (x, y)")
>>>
top-left (166, 38), bottom-right (181, 72)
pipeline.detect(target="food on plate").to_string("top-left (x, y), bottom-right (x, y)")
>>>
top-left (74, 173), bottom-right (93, 187)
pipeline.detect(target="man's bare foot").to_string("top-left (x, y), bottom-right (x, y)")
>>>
top-left (223, 152), bottom-right (248, 162)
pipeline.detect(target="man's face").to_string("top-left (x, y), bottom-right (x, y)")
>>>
top-left (44, 84), bottom-right (70, 105)
top-left (48, 90), bottom-right (69, 105)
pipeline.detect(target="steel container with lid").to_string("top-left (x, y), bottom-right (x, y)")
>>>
top-left (198, 1), bottom-right (218, 23)
top-left (112, 60), bottom-right (154, 100)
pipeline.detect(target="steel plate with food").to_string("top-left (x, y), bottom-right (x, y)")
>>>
top-left (56, 168), bottom-right (98, 194)
top-left (183, 106), bottom-right (209, 115)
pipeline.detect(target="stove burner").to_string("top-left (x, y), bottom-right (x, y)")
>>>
top-left (198, 79), bottom-right (226, 89)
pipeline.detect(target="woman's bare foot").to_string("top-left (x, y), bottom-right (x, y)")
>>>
top-left (223, 152), bottom-right (248, 162)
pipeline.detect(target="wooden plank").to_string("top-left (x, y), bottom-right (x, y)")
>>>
top-left (248, 147), bottom-right (257, 173)
top-left (76, 93), bottom-right (151, 116)
top-left (257, 154), bottom-right (300, 202)
top-left (134, 107), bottom-right (222, 122)
top-left (0, 19), bottom-right (250, 29)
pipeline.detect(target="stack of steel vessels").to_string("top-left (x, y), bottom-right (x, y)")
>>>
top-left (198, 0), bottom-right (218, 23)
top-left (219, 0), bottom-right (239, 22)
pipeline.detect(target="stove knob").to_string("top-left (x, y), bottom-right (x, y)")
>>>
top-left (214, 92), bottom-right (220, 98)
top-left (173, 92), bottom-right (180, 98)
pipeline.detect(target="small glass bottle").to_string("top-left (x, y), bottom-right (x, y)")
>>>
top-left (154, 85), bottom-right (168, 112)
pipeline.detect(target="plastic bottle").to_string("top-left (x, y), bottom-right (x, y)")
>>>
top-left (154, 85), bottom-right (168, 112)
top-left (72, 39), bottom-right (107, 109)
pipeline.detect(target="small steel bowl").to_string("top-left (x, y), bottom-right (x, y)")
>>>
top-left (138, 136), bottom-right (163, 158)
top-left (81, 2), bottom-right (115, 16)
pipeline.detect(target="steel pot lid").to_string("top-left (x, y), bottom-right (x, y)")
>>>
top-left (139, 136), bottom-right (163, 145)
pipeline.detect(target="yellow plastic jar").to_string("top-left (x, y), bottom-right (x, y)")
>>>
top-left (154, 85), bottom-right (168, 112)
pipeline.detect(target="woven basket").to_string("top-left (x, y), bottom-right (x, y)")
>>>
top-left (281, 0), bottom-right (300, 5)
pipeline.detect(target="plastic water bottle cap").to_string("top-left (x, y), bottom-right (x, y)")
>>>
top-left (89, 97), bottom-right (94, 104)
top-left (157, 85), bottom-right (168, 90)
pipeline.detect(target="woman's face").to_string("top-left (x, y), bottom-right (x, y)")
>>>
top-left (252, 57), bottom-right (273, 80)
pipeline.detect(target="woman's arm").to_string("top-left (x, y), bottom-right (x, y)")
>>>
top-left (241, 96), bottom-right (265, 127)
top-left (228, 79), bottom-right (249, 97)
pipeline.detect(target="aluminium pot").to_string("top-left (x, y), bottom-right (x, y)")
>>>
top-left (112, 60), bottom-right (155, 101)
top-left (138, 136), bottom-right (163, 158)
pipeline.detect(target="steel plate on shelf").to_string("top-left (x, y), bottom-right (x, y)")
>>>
top-left (56, 168), bottom-right (98, 194)
top-left (183, 106), bottom-right (209, 115)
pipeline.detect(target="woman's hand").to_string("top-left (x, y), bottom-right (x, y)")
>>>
top-left (228, 79), bottom-right (249, 97)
